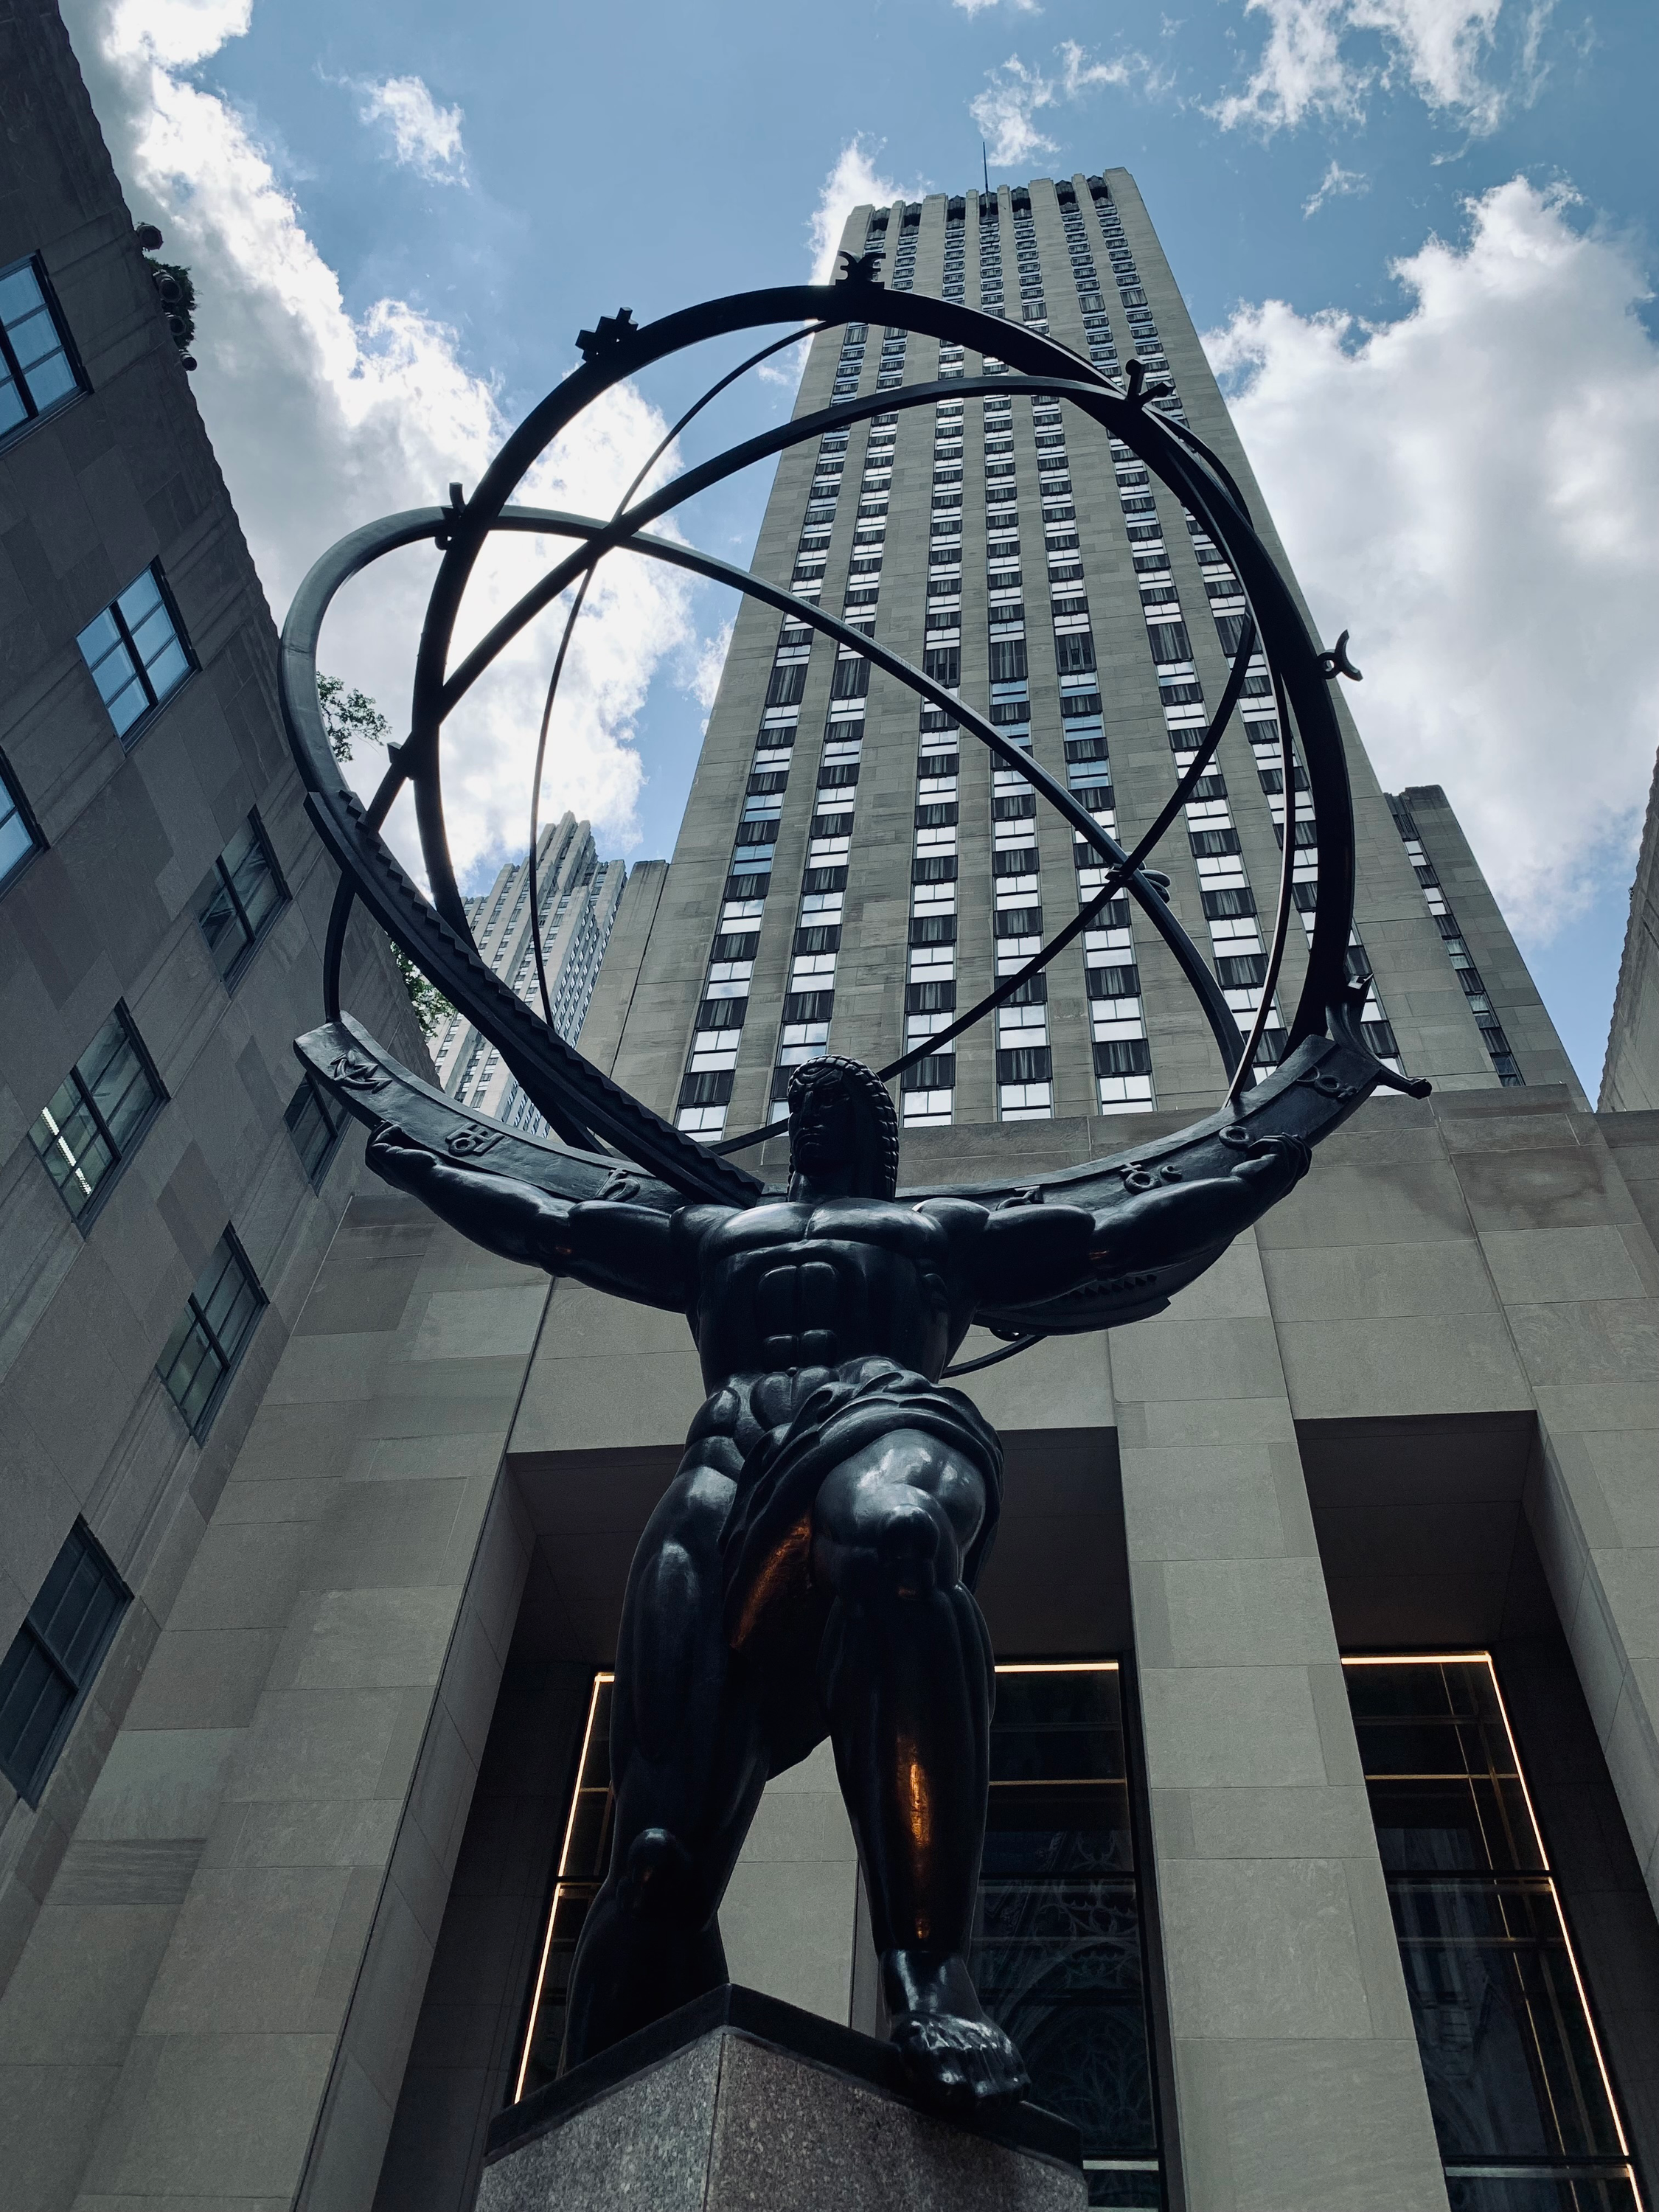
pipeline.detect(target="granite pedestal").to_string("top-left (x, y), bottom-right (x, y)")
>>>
top-left (477, 1985), bottom-right (1086, 2212)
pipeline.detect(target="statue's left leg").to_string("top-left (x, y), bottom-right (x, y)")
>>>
top-left (812, 1426), bottom-right (1028, 2112)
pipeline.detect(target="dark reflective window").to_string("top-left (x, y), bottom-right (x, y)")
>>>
top-left (0, 1520), bottom-right (128, 1804)
top-left (195, 813), bottom-right (288, 986)
top-left (972, 1663), bottom-right (1161, 2210)
top-left (1344, 1656), bottom-right (1640, 2212)
top-left (30, 1003), bottom-right (164, 1222)
top-left (156, 1230), bottom-right (265, 1437)
top-left (285, 1074), bottom-right (347, 1186)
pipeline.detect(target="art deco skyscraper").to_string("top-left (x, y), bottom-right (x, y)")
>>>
top-left (430, 811), bottom-right (625, 1134)
top-left (598, 172), bottom-right (1580, 1155)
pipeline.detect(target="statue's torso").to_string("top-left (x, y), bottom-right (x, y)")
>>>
top-left (687, 1197), bottom-right (970, 1391)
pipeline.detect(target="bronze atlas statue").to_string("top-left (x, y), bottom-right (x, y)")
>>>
top-left (276, 268), bottom-right (1423, 2117)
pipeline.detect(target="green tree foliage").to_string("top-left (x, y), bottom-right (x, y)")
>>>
top-left (144, 257), bottom-right (195, 352)
top-left (317, 673), bottom-right (392, 762)
top-left (316, 675), bottom-right (453, 1040)
top-left (395, 950), bottom-right (453, 1040)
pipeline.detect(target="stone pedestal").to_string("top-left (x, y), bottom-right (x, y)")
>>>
top-left (477, 1985), bottom-right (1085, 2212)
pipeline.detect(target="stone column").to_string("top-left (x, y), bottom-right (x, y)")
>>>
top-left (1112, 1234), bottom-right (1448, 2212)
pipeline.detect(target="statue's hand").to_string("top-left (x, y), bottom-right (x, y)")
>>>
top-left (1231, 1131), bottom-right (1312, 1200)
top-left (366, 1123), bottom-right (441, 1193)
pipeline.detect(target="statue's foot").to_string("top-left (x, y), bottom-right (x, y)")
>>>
top-left (882, 1950), bottom-right (1029, 2113)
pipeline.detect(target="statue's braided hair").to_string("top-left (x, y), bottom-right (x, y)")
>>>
top-left (787, 1056), bottom-right (900, 1200)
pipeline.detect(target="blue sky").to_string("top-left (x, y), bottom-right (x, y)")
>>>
top-left (64, 0), bottom-right (1659, 1092)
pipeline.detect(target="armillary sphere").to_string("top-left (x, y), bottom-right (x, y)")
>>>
top-left (278, 271), bottom-right (1427, 1367)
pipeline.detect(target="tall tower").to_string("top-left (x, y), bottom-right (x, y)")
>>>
top-left (431, 812), bottom-right (625, 1134)
top-left (599, 173), bottom-right (1580, 1152)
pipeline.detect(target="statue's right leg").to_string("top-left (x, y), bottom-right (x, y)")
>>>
top-left (558, 1464), bottom-right (768, 2072)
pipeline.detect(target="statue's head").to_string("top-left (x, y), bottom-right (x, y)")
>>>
top-left (787, 1057), bottom-right (900, 1200)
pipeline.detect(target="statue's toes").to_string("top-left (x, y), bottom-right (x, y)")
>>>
top-left (893, 2014), bottom-right (1028, 2113)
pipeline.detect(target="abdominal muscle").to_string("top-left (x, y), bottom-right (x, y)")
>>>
top-left (694, 1236), bottom-right (951, 1387)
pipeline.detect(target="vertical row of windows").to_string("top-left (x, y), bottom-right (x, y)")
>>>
top-left (678, 257), bottom-right (911, 1143)
top-left (2, 261), bottom-right (198, 908)
top-left (1088, 195), bottom-right (1288, 1085)
top-left (761, 392), bottom-right (894, 1121)
top-left (1345, 1655), bottom-right (1638, 2207)
top-left (1010, 191), bottom-right (1046, 330)
top-left (902, 393), bottom-right (971, 1127)
top-left (1089, 187), bottom-right (1169, 380)
top-left (978, 361), bottom-right (1044, 1121)
top-left (1388, 796), bottom-right (1523, 1084)
top-left (1059, 181), bottom-right (1120, 376)
top-left (888, 206), bottom-right (919, 291)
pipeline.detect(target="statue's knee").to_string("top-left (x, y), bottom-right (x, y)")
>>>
top-left (863, 1489), bottom-right (955, 1596)
top-left (617, 1826), bottom-right (697, 1922)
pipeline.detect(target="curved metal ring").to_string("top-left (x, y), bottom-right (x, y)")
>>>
top-left (279, 279), bottom-right (1380, 1201)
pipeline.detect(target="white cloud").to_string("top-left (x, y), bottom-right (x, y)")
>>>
top-left (690, 621), bottom-right (734, 717)
top-left (971, 55), bottom-right (1060, 166)
top-left (807, 138), bottom-right (925, 284)
top-left (1212, 0), bottom-right (1514, 133)
top-left (952, 0), bottom-right (1040, 15)
top-left (61, 0), bottom-right (695, 883)
top-left (106, 0), bottom-right (248, 67)
top-left (1058, 38), bottom-right (1142, 95)
top-left (970, 43), bottom-right (1154, 168)
top-left (1205, 178), bottom-right (1659, 936)
top-left (1303, 158), bottom-right (1368, 215)
top-left (356, 74), bottom-right (467, 184)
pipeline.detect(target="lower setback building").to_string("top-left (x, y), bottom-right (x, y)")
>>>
top-left (429, 812), bottom-right (627, 1136)
top-left (0, 27), bottom-right (1655, 2212)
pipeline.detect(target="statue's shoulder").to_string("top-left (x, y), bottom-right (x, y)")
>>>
top-left (672, 1201), bottom-right (741, 1247)
top-left (677, 1197), bottom-right (802, 1251)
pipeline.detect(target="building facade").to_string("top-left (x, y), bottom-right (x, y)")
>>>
top-left (0, 0), bottom-right (431, 2199)
top-left (605, 174), bottom-right (1579, 1163)
top-left (429, 813), bottom-right (626, 1135)
top-left (0, 30), bottom-right (1655, 2212)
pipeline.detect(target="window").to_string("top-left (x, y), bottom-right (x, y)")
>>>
top-left (1344, 1655), bottom-right (1641, 2211)
top-left (285, 1074), bottom-right (347, 1186)
top-left (75, 563), bottom-right (193, 742)
top-left (512, 1672), bottom-right (616, 2102)
top-left (0, 254), bottom-right (84, 444)
top-left (156, 1231), bottom-right (266, 1438)
top-left (195, 813), bottom-right (288, 986)
top-left (972, 1663), bottom-right (1164, 2207)
top-left (0, 753), bottom-right (43, 891)
top-left (0, 1520), bottom-right (129, 1805)
top-left (30, 1004), bottom-right (165, 1224)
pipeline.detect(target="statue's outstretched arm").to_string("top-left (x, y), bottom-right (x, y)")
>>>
top-left (963, 1133), bottom-right (1312, 1302)
top-left (1088, 1135), bottom-right (1312, 1279)
top-left (366, 1127), bottom-right (692, 1307)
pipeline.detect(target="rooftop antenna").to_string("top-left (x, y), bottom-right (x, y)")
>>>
top-left (981, 139), bottom-right (990, 195)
